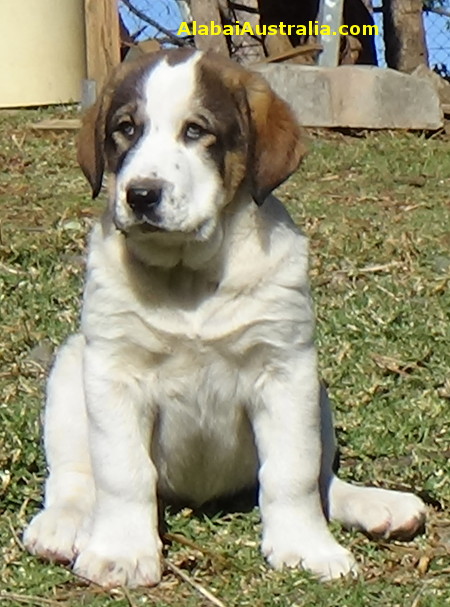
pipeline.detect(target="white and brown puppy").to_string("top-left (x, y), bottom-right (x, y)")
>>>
top-left (24, 49), bottom-right (426, 588)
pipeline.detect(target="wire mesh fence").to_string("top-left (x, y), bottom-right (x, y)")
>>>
top-left (423, 7), bottom-right (450, 71)
top-left (118, 0), bottom-right (450, 71)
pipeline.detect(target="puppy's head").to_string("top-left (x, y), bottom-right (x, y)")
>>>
top-left (78, 49), bottom-right (305, 241)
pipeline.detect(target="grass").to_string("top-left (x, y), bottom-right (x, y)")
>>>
top-left (1, 108), bottom-right (450, 606)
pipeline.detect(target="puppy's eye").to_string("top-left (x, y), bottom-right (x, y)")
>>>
top-left (116, 120), bottom-right (136, 138)
top-left (184, 122), bottom-right (208, 141)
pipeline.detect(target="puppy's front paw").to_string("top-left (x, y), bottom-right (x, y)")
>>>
top-left (73, 534), bottom-right (162, 588)
top-left (23, 506), bottom-right (88, 563)
top-left (263, 526), bottom-right (358, 581)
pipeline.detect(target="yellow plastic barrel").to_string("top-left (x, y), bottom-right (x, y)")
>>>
top-left (0, 0), bottom-right (86, 107)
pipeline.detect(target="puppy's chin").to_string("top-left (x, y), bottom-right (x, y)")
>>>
top-left (122, 217), bottom-right (223, 271)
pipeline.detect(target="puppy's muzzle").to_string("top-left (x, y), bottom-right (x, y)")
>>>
top-left (126, 179), bottom-right (165, 227)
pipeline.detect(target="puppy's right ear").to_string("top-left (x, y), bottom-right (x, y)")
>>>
top-left (77, 98), bottom-right (105, 199)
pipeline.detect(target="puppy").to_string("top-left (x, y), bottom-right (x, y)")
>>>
top-left (24, 49), bottom-right (426, 587)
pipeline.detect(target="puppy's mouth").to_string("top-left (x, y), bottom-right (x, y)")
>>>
top-left (114, 215), bottom-right (215, 245)
top-left (136, 216), bottom-right (168, 233)
top-left (131, 203), bottom-right (168, 232)
top-left (113, 212), bottom-right (168, 234)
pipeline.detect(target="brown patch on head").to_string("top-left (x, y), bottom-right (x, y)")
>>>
top-left (77, 48), bottom-right (197, 198)
top-left (195, 60), bottom-right (249, 202)
top-left (197, 53), bottom-right (306, 205)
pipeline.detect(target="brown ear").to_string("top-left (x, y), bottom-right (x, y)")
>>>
top-left (77, 98), bottom-right (105, 199)
top-left (245, 75), bottom-right (306, 205)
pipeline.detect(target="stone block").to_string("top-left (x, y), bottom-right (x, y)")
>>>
top-left (253, 64), bottom-right (443, 130)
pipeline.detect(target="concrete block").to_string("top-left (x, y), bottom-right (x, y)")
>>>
top-left (253, 64), bottom-right (443, 130)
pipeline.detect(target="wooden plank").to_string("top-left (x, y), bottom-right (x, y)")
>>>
top-left (84, 0), bottom-right (121, 90)
top-left (254, 43), bottom-right (322, 65)
top-left (29, 119), bottom-right (81, 131)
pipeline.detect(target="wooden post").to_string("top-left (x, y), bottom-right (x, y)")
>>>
top-left (317, 0), bottom-right (345, 67)
top-left (84, 0), bottom-right (121, 91)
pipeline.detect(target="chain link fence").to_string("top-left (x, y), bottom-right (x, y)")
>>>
top-left (423, 5), bottom-right (450, 73)
top-left (119, 0), bottom-right (450, 70)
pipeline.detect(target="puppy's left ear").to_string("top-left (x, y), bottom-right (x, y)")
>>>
top-left (77, 97), bottom-right (105, 199)
top-left (245, 74), bottom-right (306, 205)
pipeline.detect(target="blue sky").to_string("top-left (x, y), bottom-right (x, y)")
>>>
top-left (120, 0), bottom-right (182, 40)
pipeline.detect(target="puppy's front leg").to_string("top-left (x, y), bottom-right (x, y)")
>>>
top-left (73, 344), bottom-right (162, 588)
top-left (252, 350), bottom-right (356, 581)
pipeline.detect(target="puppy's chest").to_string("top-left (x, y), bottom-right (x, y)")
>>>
top-left (85, 269), bottom-right (282, 362)
top-left (109, 292), bottom-right (271, 391)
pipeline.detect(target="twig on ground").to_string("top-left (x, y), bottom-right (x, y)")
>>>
top-left (356, 261), bottom-right (402, 274)
top-left (165, 559), bottom-right (227, 607)
top-left (0, 592), bottom-right (60, 606)
top-left (6, 516), bottom-right (26, 551)
top-left (410, 578), bottom-right (440, 607)
top-left (120, 586), bottom-right (139, 607)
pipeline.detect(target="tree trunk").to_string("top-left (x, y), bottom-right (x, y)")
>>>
top-left (189, 0), bottom-right (229, 56)
top-left (383, 0), bottom-right (428, 71)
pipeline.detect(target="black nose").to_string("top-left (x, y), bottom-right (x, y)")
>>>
top-left (126, 180), bottom-right (163, 218)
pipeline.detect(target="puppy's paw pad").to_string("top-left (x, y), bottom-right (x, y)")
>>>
top-left (23, 506), bottom-right (87, 563)
top-left (74, 549), bottom-right (162, 588)
top-left (360, 491), bottom-right (426, 540)
top-left (385, 494), bottom-right (426, 540)
top-left (348, 502), bottom-right (393, 538)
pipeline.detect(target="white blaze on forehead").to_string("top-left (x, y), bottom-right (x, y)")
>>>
top-left (116, 50), bottom-right (203, 192)
top-left (141, 52), bottom-right (202, 131)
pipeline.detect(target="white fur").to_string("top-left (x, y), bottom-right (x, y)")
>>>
top-left (24, 55), bottom-right (426, 588)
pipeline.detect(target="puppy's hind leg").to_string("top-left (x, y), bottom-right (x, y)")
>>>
top-left (24, 334), bottom-right (94, 563)
top-left (319, 386), bottom-right (426, 542)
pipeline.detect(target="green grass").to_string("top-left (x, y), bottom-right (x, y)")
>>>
top-left (1, 109), bottom-right (449, 606)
